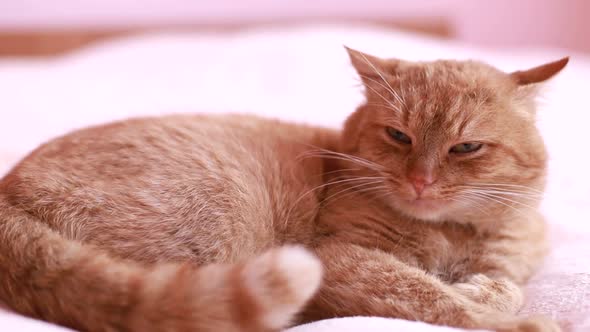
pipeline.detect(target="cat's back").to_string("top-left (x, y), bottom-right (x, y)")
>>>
top-left (3, 114), bottom-right (312, 193)
top-left (0, 114), bottom-right (336, 263)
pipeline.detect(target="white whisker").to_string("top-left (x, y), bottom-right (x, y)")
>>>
top-left (466, 191), bottom-right (538, 210)
top-left (359, 75), bottom-right (405, 112)
top-left (301, 154), bottom-right (382, 171)
top-left (451, 194), bottom-right (490, 216)
top-left (355, 52), bottom-right (406, 107)
top-left (361, 82), bottom-right (402, 113)
top-left (321, 168), bottom-right (362, 176)
top-left (297, 148), bottom-right (385, 172)
top-left (365, 102), bottom-right (402, 113)
top-left (321, 179), bottom-right (385, 207)
top-left (459, 190), bottom-right (530, 216)
top-left (464, 183), bottom-right (544, 194)
top-left (329, 184), bottom-right (391, 204)
top-left (456, 187), bottom-right (542, 199)
top-left (285, 176), bottom-right (385, 223)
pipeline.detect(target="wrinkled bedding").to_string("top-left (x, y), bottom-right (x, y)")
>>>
top-left (0, 25), bottom-right (588, 332)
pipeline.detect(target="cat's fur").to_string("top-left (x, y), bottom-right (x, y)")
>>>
top-left (0, 48), bottom-right (568, 332)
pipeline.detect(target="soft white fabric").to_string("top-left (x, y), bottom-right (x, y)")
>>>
top-left (0, 25), bottom-right (589, 332)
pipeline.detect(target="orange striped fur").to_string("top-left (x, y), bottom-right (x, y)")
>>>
top-left (0, 49), bottom-right (567, 331)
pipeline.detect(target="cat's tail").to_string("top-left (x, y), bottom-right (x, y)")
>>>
top-left (0, 198), bottom-right (322, 332)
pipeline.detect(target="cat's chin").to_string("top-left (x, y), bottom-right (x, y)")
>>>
top-left (394, 198), bottom-right (452, 222)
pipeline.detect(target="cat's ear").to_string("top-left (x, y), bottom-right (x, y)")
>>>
top-left (345, 46), bottom-right (397, 84)
top-left (509, 57), bottom-right (569, 86)
top-left (509, 58), bottom-right (568, 115)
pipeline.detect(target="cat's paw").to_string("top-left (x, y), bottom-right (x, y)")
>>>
top-left (453, 273), bottom-right (523, 314)
top-left (494, 315), bottom-right (562, 332)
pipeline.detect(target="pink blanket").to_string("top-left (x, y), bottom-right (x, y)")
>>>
top-left (0, 25), bottom-right (589, 332)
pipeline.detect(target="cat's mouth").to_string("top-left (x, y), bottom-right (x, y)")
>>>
top-left (384, 181), bottom-right (455, 221)
top-left (395, 196), bottom-right (453, 221)
top-left (405, 197), bottom-right (445, 209)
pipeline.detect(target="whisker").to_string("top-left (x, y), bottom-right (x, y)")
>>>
top-left (361, 75), bottom-right (406, 106)
top-left (476, 190), bottom-right (541, 199)
top-left (365, 102), bottom-right (402, 113)
top-left (298, 176), bottom-right (385, 202)
top-left (469, 193), bottom-right (524, 214)
top-left (298, 153), bottom-right (382, 172)
top-left (320, 180), bottom-right (385, 207)
top-left (285, 176), bottom-right (385, 223)
top-left (448, 196), bottom-right (489, 215)
top-left (460, 191), bottom-right (529, 216)
top-left (372, 189), bottom-right (395, 203)
top-left (329, 184), bottom-right (391, 204)
top-left (453, 193), bottom-right (486, 207)
top-left (297, 148), bottom-right (385, 171)
top-left (466, 191), bottom-right (538, 210)
top-left (359, 75), bottom-right (405, 110)
top-left (464, 183), bottom-right (544, 194)
top-left (451, 194), bottom-right (490, 216)
top-left (361, 82), bottom-right (402, 113)
top-left (321, 168), bottom-right (362, 176)
top-left (355, 52), bottom-right (396, 91)
top-left (308, 150), bottom-right (381, 166)
top-left (353, 185), bottom-right (390, 197)
top-left (456, 187), bottom-right (542, 199)
top-left (354, 52), bottom-right (406, 107)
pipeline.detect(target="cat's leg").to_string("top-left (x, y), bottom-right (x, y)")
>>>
top-left (470, 213), bottom-right (549, 284)
top-left (452, 273), bottom-right (523, 314)
top-left (451, 214), bottom-right (548, 314)
top-left (301, 242), bottom-right (559, 332)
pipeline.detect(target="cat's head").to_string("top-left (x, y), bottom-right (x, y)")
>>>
top-left (342, 47), bottom-right (568, 223)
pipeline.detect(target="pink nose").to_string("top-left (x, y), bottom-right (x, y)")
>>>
top-left (408, 173), bottom-right (436, 196)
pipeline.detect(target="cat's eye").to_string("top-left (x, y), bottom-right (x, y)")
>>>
top-left (386, 127), bottom-right (412, 145)
top-left (449, 142), bottom-right (483, 154)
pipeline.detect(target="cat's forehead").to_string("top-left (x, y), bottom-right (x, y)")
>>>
top-left (395, 60), bottom-right (507, 95)
top-left (381, 61), bottom-right (509, 139)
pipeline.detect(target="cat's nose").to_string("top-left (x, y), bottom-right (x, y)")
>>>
top-left (408, 172), bottom-right (436, 196)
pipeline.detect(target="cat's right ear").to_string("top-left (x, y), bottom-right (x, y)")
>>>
top-left (509, 57), bottom-right (569, 105)
top-left (345, 46), bottom-right (393, 84)
top-left (509, 57), bottom-right (569, 86)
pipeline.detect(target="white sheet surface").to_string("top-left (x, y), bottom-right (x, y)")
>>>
top-left (0, 25), bottom-right (589, 332)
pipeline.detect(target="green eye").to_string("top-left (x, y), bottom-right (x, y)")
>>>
top-left (386, 127), bottom-right (412, 144)
top-left (450, 142), bottom-right (483, 154)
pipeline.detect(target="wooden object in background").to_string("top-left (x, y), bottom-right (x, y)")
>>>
top-left (0, 18), bottom-right (452, 57)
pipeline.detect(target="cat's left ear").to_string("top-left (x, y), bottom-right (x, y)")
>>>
top-left (345, 46), bottom-right (398, 84)
top-left (509, 57), bottom-right (569, 86)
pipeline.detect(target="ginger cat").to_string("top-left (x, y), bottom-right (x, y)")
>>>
top-left (0, 48), bottom-right (568, 332)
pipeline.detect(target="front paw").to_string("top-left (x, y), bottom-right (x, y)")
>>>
top-left (494, 315), bottom-right (562, 332)
top-left (453, 274), bottom-right (523, 314)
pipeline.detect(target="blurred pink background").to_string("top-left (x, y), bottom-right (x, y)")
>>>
top-left (1, 0), bottom-right (589, 53)
top-left (1, 1), bottom-right (590, 332)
